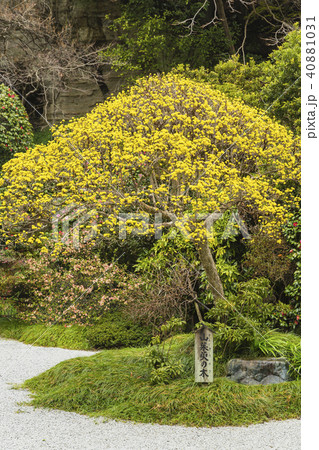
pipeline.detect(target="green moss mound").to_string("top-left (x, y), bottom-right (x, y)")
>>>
top-left (24, 334), bottom-right (300, 427)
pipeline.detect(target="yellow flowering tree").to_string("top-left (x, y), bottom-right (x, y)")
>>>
top-left (0, 74), bottom-right (300, 301)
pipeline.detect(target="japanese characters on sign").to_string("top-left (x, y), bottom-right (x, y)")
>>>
top-left (195, 326), bottom-right (213, 383)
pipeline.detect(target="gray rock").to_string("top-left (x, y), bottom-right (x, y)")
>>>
top-left (226, 358), bottom-right (290, 385)
top-left (50, 0), bottom-right (121, 44)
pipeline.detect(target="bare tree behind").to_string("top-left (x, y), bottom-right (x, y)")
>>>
top-left (0, 0), bottom-right (108, 125)
top-left (175, 0), bottom-right (300, 60)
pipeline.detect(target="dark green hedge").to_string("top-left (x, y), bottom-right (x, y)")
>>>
top-left (86, 311), bottom-right (152, 349)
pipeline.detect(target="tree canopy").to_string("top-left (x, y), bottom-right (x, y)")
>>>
top-left (0, 73), bottom-right (300, 299)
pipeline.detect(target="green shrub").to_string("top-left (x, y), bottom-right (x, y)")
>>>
top-left (260, 29), bottom-right (301, 134)
top-left (205, 276), bottom-right (302, 370)
top-left (145, 317), bottom-right (186, 384)
top-left (206, 277), bottom-right (274, 358)
top-left (149, 362), bottom-right (184, 385)
top-left (253, 330), bottom-right (301, 379)
top-left (102, 1), bottom-right (237, 82)
top-left (265, 301), bottom-right (300, 334)
top-left (283, 213), bottom-right (301, 310)
top-left (0, 84), bottom-right (33, 168)
top-left (86, 310), bottom-right (152, 349)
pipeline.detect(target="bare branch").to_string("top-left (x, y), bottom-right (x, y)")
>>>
top-left (173, 0), bottom-right (211, 36)
top-left (173, 0), bottom-right (299, 57)
top-left (0, 0), bottom-right (109, 124)
top-left (201, 0), bottom-right (219, 28)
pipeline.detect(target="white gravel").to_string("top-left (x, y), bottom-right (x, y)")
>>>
top-left (0, 337), bottom-right (300, 450)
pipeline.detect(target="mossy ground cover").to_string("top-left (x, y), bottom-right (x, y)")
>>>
top-left (23, 335), bottom-right (300, 427)
top-left (0, 318), bottom-right (90, 350)
top-left (32, 128), bottom-right (52, 146)
top-left (0, 313), bottom-right (151, 350)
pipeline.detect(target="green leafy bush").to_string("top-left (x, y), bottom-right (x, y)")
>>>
top-left (253, 330), bottom-right (301, 379)
top-left (206, 278), bottom-right (274, 358)
top-left (260, 29), bottom-right (301, 134)
top-left (265, 301), bottom-right (300, 334)
top-left (86, 311), bottom-right (152, 349)
top-left (172, 57), bottom-right (263, 107)
top-left (102, 1), bottom-right (237, 82)
top-left (283, 214), bottom-right (301, 310)
top-left (0, 84), bottom-right (33, 168)
top-left (148, 361), bottom-right (184, 385)
top-left (205, 276), bottom-right (302, 361)
top-left (242, 213), bottom-right (300, 334)
top-left (146, 317), bottom-right (186, 384)
top-left (247, 213), bottom-right (301, 335)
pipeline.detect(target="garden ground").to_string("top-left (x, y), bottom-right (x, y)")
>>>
top-left (0, 337), bottom-right (300, 449)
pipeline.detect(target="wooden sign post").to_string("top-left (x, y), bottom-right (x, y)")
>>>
top-left (195, 325), bottom-right (213, 383)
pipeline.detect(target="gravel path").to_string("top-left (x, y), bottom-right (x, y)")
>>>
top-left (0, 337), bottom-right (300, 450)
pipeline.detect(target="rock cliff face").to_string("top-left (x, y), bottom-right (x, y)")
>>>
top-left (0, 0), bottom-right (122, 125)
top-left (50, 0), bottom-right (120, 44)
top-left (47, 0), bottom-right (122, 124)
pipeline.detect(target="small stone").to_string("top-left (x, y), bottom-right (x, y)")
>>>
top-left (226, 358), bottom-right (290, 385)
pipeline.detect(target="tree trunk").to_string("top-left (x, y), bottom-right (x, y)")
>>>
top-left (194, 300), bottom-right (203, 322)
top-left (216, 0), bottom-right (236, 55)
top-left (194, 237), bottom-right (225, 303)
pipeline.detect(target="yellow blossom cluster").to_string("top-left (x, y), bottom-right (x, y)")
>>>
top-left (0, 73), bottom-right (300, 247)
